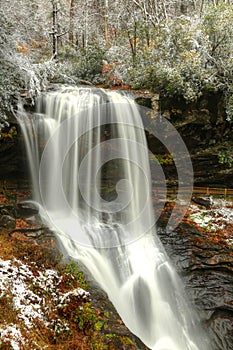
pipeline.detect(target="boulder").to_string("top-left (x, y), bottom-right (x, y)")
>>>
top-left (192, 196), bottom-right (213, 208)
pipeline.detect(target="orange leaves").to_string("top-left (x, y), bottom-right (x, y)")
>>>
top-left (102, 61), bottom-right (124, 87)
top-left (0, 194), bottom-right (8, 203)
top-left (102, 61), bottom-right (112, 75)
top-left (17, 42), bottom-right (30, 55)
top-left (15, 218), bottom-right (31, 230)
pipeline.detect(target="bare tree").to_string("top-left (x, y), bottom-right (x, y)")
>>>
top-left (69, 0), bottom-right (75, 44)
top-left (49, 0), bottom-right (68, 59)
top-left (104, 0), bottom-right (109, 47)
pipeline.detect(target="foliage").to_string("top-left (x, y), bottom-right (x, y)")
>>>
top-left (128, 17), bottom-right (208, 101)
top-left (150, 153), bottom-right (174, 165)
top-left (59, 44), bottom-right (106, 84)
top-left (0, 11), bottom-right (57, 129)
top-left (218, 149), bottom-right (233, 168)
top-left (104, 45), bottom-right (132, 85)
top-left (2, 0), bottom-right (233, 123)
top-left (202, 4), bottom-right (233, 119)
top-left (59, 262), bottom-right (89, 289)
top-left (72, 302), bottom-right (105, 333)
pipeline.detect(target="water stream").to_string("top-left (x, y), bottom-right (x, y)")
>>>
top-left (18, 86), bottom-right (209, 350)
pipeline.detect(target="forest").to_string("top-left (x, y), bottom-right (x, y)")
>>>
top-left (1, 0), bottom-right (233, 128)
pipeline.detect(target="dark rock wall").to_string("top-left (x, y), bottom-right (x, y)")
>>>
top-left (157, 217), bottom-right (233, 350)
top-left (137, 92), bottom-right (233, 187)
top-left (0, 120), bottom-right (29, 181)
top-left (1, 91), bottom-right (233, 188)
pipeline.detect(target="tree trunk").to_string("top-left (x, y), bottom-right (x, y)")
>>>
top-left (69, 0), bottom-right (75, 44)
top-left (128, 21), bottom-right (137, 66)
top-left (104, 0), bottom-right (109, 48)
top-left (199, 0), bottom-right (205, 15)
top-left (52, 3), bottom-right (58, 59)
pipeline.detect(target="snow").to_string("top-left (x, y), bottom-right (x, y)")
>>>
top-left (0, 257), bottom-right (89, 348)
top-left (0, 258), bottom-right (46, 328)
top-left (58, 288), bottom-right (90, 306)
top-left (189, 199), bottom-right (233, 245)
top-left (0, 325), bottom-right (25, 350)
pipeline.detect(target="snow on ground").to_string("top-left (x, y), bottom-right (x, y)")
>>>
top-left (0, 257), bottom-right (89, 349)
top-left (189, 198), bottom-right (233, 245)
top-left (0, 325), bottom-right (24, 350)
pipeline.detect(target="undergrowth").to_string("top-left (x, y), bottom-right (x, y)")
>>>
top-left (0, 225), bottom-right (139, 349)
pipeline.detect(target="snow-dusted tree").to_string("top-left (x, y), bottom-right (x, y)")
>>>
top-left (202, 3), bottom-right (233, 119)
top-left (1, 0), bottom-right (233, 115)
top-left (0, 0), bottom-right (58, 128)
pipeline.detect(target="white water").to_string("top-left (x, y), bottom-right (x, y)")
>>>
top-left (18, 86), bottom-right (209, 349)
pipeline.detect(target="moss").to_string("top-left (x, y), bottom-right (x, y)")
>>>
top-left (150, 153), bottom-right (174, 165)
top-left (59, 262), bottom-right (89, 290)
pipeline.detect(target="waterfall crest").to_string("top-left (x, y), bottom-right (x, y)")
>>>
top-left (18, 86), bottom-right (209, 350)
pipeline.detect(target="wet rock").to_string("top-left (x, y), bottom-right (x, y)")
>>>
top-left (185, 271), bottom-right (233, 350)
top-left (0, 204), bottom-right (15, 216)
top-left (0, 215), bottom-right (16, 229)
top-left (135, 96), bottom-right (152, 109)
top-left (16, 202), bottom-right (39, 218)
top-left (192, 196), bottom-right (213, 208)
top-left (157, 219), bottom-right (233, 350)
top-left (88, 284), bottom-right (148, 350)
top-left (206, 310), bottom-right (233, 350)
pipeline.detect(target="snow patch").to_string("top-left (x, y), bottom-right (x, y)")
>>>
top-left (0, 257), bottom-right (89, 348)
top-left (189, 200), bottom-right (233, 245)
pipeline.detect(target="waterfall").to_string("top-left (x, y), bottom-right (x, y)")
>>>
top-left (18, 86), bottom-right (209, 350)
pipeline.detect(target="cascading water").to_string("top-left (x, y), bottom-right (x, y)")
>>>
top-left (18, 86), bottom-right (209, 350)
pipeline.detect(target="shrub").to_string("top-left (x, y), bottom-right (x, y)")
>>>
top-left (59, 44), bottom-right (106, 84)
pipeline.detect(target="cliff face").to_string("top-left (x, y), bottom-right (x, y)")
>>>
top-left (157, 200), bottom-right (233, 350)
top-left (136, 91), bottom-right (233, 187)
top-left (1, 89), bottom-right (232, 188)
top-left (0, 122), bottom-right (29, 181)
top-left (168, 94), bottom-right (232, 187)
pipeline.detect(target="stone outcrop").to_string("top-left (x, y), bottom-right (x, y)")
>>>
top-left (135, 91), bottom-right (233, 187)
top-left (157, 203), bottom-right (233, 350)
top-left (1, 89), bottom-right (233, 187)
top-left (0, 120), bottom-right (29, 180)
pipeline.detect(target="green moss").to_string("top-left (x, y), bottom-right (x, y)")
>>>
top-left (73, 303), bottom-right (105, 332)
top-left (218, 149), bottom-right (233, 167)
top-left (61, 262), bottom-right (89, 289)
top-left (150, 153), bottom-right (174, 165)
top-left (106, 334), bottom-right (135, 347)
